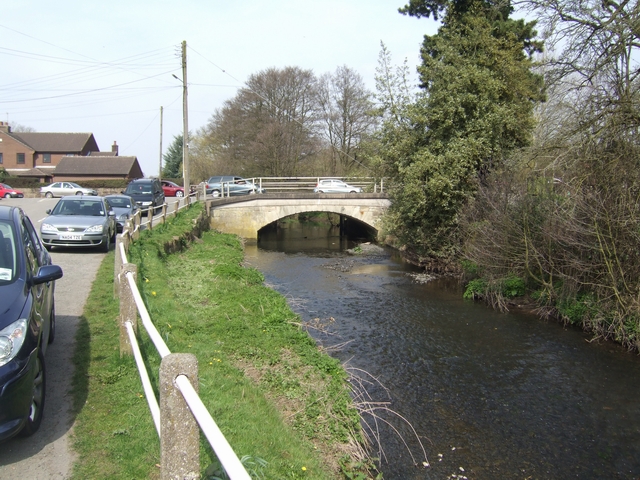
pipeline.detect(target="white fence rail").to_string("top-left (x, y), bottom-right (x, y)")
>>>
top-left (194, 176), bottom-right (385, 197)
top-left (115, 192), bottom-right (250, 480)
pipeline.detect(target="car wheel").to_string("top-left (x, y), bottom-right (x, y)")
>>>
top-left (75, 191), bottom-right (83, 195)
top-left (176, 190), bottom-right (184, 197)
top-left (48, 301), bottom-right (56, 345)
top-left (18, 350), bottom-right (46, 437)
top-left (211, 190), bottom-right (221, 198)
top-left (44, 244), bottom-right (52, 252)
top-left (101, 233), bottom-right (110, 253)
top-left (4, 193), bottom-right (11, 198)
top-left (45, 192), bottom-right (53, 198)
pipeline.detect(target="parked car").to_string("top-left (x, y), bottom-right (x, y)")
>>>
top-left (122, 178), bottom-right (165, 213)
top-left (313, 179), bottom-right (362, 193)
top-left (161, 180), bottom-right (185, 197)
top-left (0, 183), bottom-right (24, 199)
top-left (40, 196), bottom-right (116, 252)
top-left (205, 176), bottom-right (266, 197)
top-left (104, 194), bottom-right (139, 233)
top-left (40, 182), bottom-right (97, 198)
top-left (0, 205), bottom-right (63, 442)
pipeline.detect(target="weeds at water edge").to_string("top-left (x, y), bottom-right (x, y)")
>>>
top-left (345, 365), bottom-right (430, 470)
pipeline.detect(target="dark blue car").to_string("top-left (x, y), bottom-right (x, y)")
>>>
top-left (0, 206), bottom-right (63, 442)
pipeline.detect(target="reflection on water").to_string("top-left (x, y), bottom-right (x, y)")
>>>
top-left (245, 224), bottom-right (640, 479)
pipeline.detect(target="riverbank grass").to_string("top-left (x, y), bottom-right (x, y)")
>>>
top-left (71, 204), bottom-right (365, 479)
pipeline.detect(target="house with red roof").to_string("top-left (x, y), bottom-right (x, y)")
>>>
top-left (0, 121), bottom-right (143, 182)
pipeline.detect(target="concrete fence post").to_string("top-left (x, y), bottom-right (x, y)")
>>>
top-left (119, 263), bottom-right (138, 357)
top-left (123, 226), bottom-right (131, 251)
top-left (133, 212), bottom-right (141, 241)
top-left (162, 203), bottom-right (167, 225)
top-left (160, 353), bottom-right (200, 480)
top-left (114, 234), bottom-right (123, 298)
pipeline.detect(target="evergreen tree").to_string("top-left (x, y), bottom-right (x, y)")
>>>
top-left (380, 1), bottom-right (544, 262)
top-left (162, 134), bottom-right (184, 178)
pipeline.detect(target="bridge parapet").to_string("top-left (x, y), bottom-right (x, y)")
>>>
top-left (207, 193), bottom-right (390, 240)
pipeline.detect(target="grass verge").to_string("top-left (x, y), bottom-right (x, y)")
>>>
top-left (71, 203), bottom-right (368, 479)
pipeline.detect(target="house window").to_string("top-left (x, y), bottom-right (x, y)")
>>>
top-left (17, 153), bottom-right (25, 164)
top-left (43, 153), bottom-right (51, 163)
top-left (0, 153), bottom-right (3, 164)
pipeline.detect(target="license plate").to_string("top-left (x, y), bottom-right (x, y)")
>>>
top-left (60, 234), bottom-right (82, 240)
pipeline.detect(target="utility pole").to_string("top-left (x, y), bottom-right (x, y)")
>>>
top-left (180, 41), bottom-right (189, 195)
top-left (159, 106), bottom-right (163, 181)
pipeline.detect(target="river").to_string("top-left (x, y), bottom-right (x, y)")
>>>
top-left (244, 222), bottom-right (640, 479)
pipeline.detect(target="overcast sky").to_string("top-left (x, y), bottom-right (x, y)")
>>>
top-left (1, 1), bottom-right (438, 177)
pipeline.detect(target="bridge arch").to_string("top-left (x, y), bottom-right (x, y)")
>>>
top-left (207, 194), bottom-right (390, 241)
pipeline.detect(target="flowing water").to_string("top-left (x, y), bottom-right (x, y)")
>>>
top-left (245, 223), bottom-right (640, 479)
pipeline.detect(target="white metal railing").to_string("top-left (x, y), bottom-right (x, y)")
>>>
top-left (115, 193), bottom-right (250, 480)
top-left (203, 176), bottom-right (386, 196)
top-left (125, 320), bottom-right (161, 435)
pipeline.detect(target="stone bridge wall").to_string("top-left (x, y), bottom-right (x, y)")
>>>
top-left (207, 194), bottom-right (390, 241)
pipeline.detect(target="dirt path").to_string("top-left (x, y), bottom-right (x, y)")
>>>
top-left (0, 238), bottom-right (104, 478)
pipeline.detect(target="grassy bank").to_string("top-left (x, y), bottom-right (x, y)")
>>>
top-left (70, 204), bottom-right (371, 479)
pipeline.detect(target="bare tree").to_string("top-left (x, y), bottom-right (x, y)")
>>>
top-left (10, 123), bottom-right (36, 133)
top-left (316, 66), bottom-right (377, 175)
top-left (519, 0), bottom-right (640, 135)
top-left (373, 42), bottom-right (416, 125)
top-left (202, 67), bottom-right (321, 177)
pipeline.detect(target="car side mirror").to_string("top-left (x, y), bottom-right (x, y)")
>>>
top-left (108, 210), bottom-right (116, 217)
top-left (31, 264), bottom-right (63, 286)
top-left (46, 209), bottom-right (52, 214)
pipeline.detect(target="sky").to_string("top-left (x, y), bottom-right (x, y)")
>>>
top-left (1, 1), bottom-right (439, 177)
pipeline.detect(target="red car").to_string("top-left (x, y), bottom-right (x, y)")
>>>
top-left (0, 183), bottom-right (24, 199)
top-left (161, 180), bottom-right (184, 197)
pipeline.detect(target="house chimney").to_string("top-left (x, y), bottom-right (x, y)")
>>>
top-left (0, 122), bottom-right (10, 133)
top-left (112, 141), bottom-right (119, 156)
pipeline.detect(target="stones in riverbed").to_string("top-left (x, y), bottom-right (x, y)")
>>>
top-left (347, 242), bottom-right (386, 256)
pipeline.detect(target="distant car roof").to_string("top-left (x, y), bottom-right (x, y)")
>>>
top-left (58, 195), bottom-right (104, 201)
top-left (0, 205), bottom-right (16, 221)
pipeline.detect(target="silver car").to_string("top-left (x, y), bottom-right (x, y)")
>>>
top-left (206, 176), bottom-right (266, 197)
top-left (313, 179), bottom-right (363, 193)
top-left (40, 182), bottom-right (97, 198)
top-left (104, 194), bottom-right (139, 233)
top-left (40, 196), bottom-right (116, 252)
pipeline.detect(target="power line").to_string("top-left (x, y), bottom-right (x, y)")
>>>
top-left (1, 70), bottom-right (177, 103)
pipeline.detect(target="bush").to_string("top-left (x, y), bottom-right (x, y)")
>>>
top-left (557, 293), bottom-right (598, 325)
top-left (463, 278), bottom-right (487, 299)
top-left (0, 176), bottom-right (41, 188)
top-left (73, 179), bottom-right (130, 189)
top-left (501, 276), bottom-right (525, 298)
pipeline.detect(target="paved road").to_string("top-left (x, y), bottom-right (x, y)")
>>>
top-left (0, 197), bottom-right (106, 479)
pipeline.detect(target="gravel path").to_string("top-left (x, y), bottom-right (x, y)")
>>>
top-left (0, 199), bottom-right (104, 479)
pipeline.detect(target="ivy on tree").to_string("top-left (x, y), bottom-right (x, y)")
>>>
top-left (380, 0), bottom-right (545, 261)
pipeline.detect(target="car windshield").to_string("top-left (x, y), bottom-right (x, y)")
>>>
top-left (52, 199), bottom-right (105, 216)
top-left (108, 197), bottom-right (132, 208)
top-left (1, 184), bottom-right (10, 189)
top-left (126, 184), bottom-right (152, 194)
top-left (0, 221), bottom-right (17, 283)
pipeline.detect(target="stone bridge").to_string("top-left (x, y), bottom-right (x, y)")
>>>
top-left (206, 193), bottom-right (391, 241)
